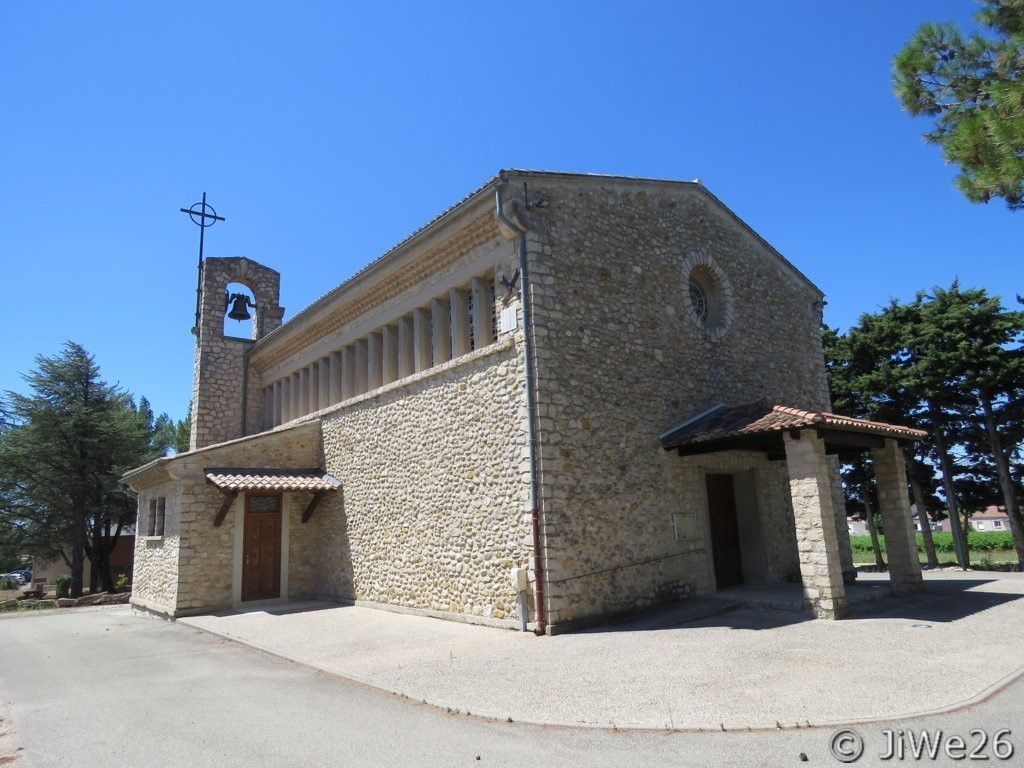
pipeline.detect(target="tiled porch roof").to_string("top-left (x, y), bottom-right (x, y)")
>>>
top-left (204, 468), bottom-right (342, 492)
top-left (660, 403), bottom-right (927, 452)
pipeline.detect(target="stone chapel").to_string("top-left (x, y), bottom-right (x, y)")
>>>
top-left (121, 170), bottom-right (925, 633)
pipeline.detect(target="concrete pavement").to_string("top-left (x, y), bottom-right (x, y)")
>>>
top-left (177, 570), bottom-right (1024, 731)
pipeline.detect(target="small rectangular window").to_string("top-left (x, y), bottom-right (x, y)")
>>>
top-left (156, 497), bottom-right (166, 537)
top-left (672, 512), bottom-right (697, 541)
top-left (147, 499), bottom-right (157, 537)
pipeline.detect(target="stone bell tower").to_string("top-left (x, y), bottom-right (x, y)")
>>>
top-left (190, 256), bottom-right (285, 450)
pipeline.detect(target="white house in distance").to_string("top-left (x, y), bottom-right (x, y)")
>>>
top-left (121, 170), bottom-right (926, 632)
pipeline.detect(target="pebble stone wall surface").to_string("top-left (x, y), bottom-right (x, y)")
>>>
top-left (311, 335), bottom-right (533, 625)
top-left (512, 176), bottom-right (832, 627)
top-left (130, 478), bottom-right (182, 616)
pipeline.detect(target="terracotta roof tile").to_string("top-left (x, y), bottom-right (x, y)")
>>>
top-left (660, 402), bottom-right (927, 450)
top-left (204, 468), bottom-right (342, 492)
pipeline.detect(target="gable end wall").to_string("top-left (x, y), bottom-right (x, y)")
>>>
top-left (518, 178), bottom-right (826, 626)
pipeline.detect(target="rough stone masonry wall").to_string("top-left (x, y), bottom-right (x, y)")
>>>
top-left (170, 424), bottom-right (322, 614)
top-left (315, 337), bottom-right (532, 625)
top-left (517, 177), bottom-right (830, 626)
top-left (191, 257), bottom-right (283, 450)
top-left (677, 452), bottom-right (801, 585)
top-left (131, 479), bottom-right (182, 616)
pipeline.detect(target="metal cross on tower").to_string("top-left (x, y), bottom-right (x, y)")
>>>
top-left (180, 192), bottom-right (226, 335)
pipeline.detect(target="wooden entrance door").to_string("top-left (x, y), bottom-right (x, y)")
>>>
top-left (705, 473), bottom-right (743, 589)
top-left (242, 493), bottom-right (282, 602)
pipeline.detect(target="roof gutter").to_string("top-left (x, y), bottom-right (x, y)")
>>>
top-left (495, 181), bottom-right (546, 635)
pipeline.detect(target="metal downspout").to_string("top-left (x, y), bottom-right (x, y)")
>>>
top-left (495, 184), bottom-right (546, 635)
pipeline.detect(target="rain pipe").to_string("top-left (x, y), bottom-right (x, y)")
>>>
top-left (495, 182), bottom-right (545, 635)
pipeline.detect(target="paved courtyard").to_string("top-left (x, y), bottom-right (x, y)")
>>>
top-left (178, 570), bottom-right (1024, 730)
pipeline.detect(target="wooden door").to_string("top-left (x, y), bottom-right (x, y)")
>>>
top-left (242, 493), bottom-right (282, 602)
top-left (705, 473), bottom-right (743, 589)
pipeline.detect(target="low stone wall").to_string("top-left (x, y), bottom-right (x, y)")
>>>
top-left (1, 592), bottom-right (131, 612)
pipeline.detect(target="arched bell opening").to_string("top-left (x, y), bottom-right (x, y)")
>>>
top-left (223, 282), bottom-right (257, 339)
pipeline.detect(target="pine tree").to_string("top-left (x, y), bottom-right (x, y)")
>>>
top-left (893, 0), bottom-right (1024, 209)
top-left (0, 343), bottom-right (170, 596)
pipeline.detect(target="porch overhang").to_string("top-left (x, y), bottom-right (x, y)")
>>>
top-left (205, 468), bottom-right (342, 527)
top-left (659, 403), bottom-right (927, 460)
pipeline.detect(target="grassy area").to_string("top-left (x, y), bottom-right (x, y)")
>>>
top-left (851, 548), bottom-right (1019, 567)
top-left (850, 531), bottom-right (1019, 569)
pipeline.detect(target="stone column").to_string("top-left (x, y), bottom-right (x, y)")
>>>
top-left (432, 297), bottom-right (451, 365)
top-left (783, 431), bottom-right (848, 619)
top-left (354, 339), bottom-right (368, 395)
top-left (828, 454), bottom-right (857, 583)
top-left (382, 325), bottom-right (398, 384)
top-left (319, 357), bottom-right (330, 409)
top-left (263, 386), bottom-right (273, 430)
top-left (450, 288), bottom-right (471, 357)
top-left (413, 307), bottom-right (432, 372)
top-left (872, 438), bottom-right (923, 595)
top-left (367, 332), bottom-right (382, 390)
top-left (307, 364), bottom-right (318, 412)
top-left (397, 315), bottom-right (414, 378)
top-left (341, 346), bottom-right (355, 400)
top-left (298, 367), bottom-right (308, 416)
top-left (327, 353), bottom-right (340, 406)
top-left (290, 372), bottom-right (300, 420)
top-left (471, 276), bottom-right (493, 348)
top-left (273, 379), bottom-right (282, 426)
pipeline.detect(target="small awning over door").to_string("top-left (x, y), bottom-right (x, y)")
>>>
top-left (205, 468), bottom-right (341, 526)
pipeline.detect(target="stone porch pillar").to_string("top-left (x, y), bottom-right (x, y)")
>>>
top-left (872, 438), bottom-right (923, 595)
top-left (783, 431), bottom-right (848, 619)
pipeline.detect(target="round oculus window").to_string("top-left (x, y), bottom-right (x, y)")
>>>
top-left (684, 260), bottom-right (731, 337)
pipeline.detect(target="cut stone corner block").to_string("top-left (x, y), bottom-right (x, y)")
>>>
top-left (804, 592), bottom-right (848, 620)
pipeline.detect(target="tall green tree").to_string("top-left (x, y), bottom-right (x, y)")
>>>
top-left (893, 0), bottom-right (1024, 209)
top-left (0, 343), bottom-right (170, 596)
top-left (824, 317), bottom-right (942, 566)
top-left (825, 284), bottom-right (1024, 567)
top-left (913, 284), bottom-right (1024, 561)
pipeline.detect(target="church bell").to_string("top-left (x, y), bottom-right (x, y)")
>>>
top-left (226, 293), bottom-right (253, 321)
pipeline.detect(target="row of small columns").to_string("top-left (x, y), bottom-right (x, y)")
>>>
top-left (262, 277), bottom-right (496, 428)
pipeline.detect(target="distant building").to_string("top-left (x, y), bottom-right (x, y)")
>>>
top-left (32, 535), bottom-right (135, 587)
top-left (847, 517), bottom-right (868, 536)
top-left (969, 506), bottom-right (1013, 532)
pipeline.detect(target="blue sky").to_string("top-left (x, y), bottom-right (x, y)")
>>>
top-left (1, 1), bottom-right (1018, 423)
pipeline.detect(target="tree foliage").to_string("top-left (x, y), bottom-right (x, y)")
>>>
top-left (0, 343), bottom-right (175, 595)
top-left (893, 0), bottom-right (1024, 209)
top-left (824, 283), bottom-right (1024, 566)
